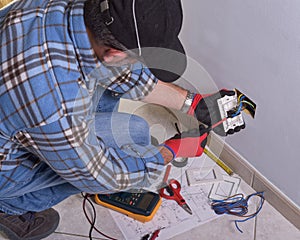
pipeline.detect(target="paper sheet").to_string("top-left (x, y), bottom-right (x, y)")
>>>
top-left (108, 159), bottom-right (221, 240)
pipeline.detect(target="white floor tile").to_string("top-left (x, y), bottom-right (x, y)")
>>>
top-left (44, 233), bottom-right (90, 240)
top-left (169, 215), bottom-right (255, 240)
top-left (52, 194), bottom-right (123, 239)
top-left (255, 201), bottom-right (300, 240)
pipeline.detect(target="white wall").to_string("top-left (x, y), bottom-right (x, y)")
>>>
top-left (180, 0), bottom-right (300, 206)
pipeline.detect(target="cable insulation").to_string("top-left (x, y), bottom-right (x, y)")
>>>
top-left (210, 192), bottom-right (265, 233)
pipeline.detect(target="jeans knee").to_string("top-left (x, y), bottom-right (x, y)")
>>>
top-left (129, 115), bottom-right (150, 145)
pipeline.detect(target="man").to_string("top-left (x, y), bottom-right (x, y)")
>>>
top-left (0, 0), bottom-right (242, 239)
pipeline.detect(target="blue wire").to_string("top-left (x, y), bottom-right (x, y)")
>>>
top-left (211, 192), bottom-right (265, 233)
top-left (231, 95), bottom-right (246, 117)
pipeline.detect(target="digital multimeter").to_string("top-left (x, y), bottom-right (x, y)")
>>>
top-left (95, 191), bottom-right (161, 222)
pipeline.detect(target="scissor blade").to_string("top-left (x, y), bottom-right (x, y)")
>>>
top-left (182, 204), bottom-right (193, 215)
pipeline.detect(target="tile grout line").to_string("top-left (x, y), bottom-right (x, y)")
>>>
top-left (53, 231), bottom-right (106, 239)
top-left (253, 216), bottom-right (258, 240)
top-left (250, 169), bottom-right (255, 188)
top-left (252, 171), bottom-right (257, 240)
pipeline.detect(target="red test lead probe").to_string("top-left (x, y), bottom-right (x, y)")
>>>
top-left (149, 228), bottom-right (161, 240)
top-left (141, 228), bottom-right (164, 240)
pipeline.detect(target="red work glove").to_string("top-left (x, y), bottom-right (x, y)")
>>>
top-left (187, 90), bottom-right (245, 136)
top-left (163, 125), bottom-right (208, 159)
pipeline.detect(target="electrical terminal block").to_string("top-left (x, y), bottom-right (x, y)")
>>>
top-left (217, 92), bottom-right (245, 134)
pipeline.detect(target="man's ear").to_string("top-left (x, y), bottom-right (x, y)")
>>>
top-left (103, 49), bottom-right (128, 64)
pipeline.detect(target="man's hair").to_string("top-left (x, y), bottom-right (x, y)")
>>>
top-left (83, 0), bottom-right (127, 51)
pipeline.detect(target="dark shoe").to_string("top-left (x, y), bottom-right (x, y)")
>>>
top-left (0, 208), bottom-right (59, 240)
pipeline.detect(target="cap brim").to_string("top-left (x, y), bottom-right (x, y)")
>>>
top-left (140, 38), bottom-right (187, 82)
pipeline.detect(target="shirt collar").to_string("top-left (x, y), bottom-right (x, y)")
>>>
top-left (68, 0), bottom-right (101, 78)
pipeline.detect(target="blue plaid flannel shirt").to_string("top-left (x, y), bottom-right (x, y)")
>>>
top-left (0, 0), bottom-right (164, 193)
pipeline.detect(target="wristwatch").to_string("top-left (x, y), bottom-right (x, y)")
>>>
top-left (181, 91), bottom-right (195, 113)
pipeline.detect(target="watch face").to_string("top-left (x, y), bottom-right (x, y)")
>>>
top-left (186, 98), bottom-right (193, 104)
top-left (181, 92), bottom-right (194, 112)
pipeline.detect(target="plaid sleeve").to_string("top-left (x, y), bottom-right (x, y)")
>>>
top-left (14, 115), bottom-right (165, 193)
top-left (89, 62), bottom-right (158, 100)
top-left (0, 0), bottom-right (163, 193)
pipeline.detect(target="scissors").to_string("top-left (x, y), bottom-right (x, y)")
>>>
top-left (159, 179), bottom-right (192, 215)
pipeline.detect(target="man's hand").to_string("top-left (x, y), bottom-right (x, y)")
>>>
top-left (187, 90), bottom-right (245, 136)
top-left (162, 125), bottom-right (208, 161)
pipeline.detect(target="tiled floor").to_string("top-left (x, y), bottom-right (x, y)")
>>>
top-left (51, 174), bottom-right (300, 240)
top-left (2, 164), bottom-right (298, 240)
top-left (1, 101), bottom-right (299, 240)
top-left (2, 177), bottom-right (298, 240)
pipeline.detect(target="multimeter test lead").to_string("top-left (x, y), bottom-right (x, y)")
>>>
top-left (149, 228), bottom-right (163, 240)
top-left (141, 228), bottom-right (164, 240)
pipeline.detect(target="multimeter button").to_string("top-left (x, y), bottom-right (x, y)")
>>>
top-left (129, 201), bottom-right (133, 205)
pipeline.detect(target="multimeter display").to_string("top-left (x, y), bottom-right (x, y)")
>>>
top-left (95, 191), bottom-right (161, 222)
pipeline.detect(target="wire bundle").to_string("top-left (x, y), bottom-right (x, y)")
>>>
top-left (230, 95), bottom-right (245, 117)
top-left (210, 192), bottom-right (265, 233)
top-left (230, 93), bottom-right (256, 118)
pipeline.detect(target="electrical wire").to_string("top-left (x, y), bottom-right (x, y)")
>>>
top-left (237, 93), bottom-right (244, 102)
top-left (241, 100), bottom-right (255, 110)
top-left (230, 95), bottom-right (245, 117)
top-left (81, 193), bottom-right (117, 240)
top-left (210, 117), bottom-right (227, 130)
top-left (210, 192), bottom-right (265, 233)
top-left (231, 94), bottom-right (256, 118)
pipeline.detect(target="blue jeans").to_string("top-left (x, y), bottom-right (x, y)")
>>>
top-left (0, 90), bottom-right (151, 215)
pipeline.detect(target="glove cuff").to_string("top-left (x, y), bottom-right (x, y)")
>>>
top-left (160, 144), bottom-right (176, 161)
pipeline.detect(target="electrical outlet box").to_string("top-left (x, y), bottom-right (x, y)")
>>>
top-left (217, 93), bottom-right (245, 134)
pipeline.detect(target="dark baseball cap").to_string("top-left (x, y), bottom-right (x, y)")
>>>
top-left (101, 0), bottom-right (187, 82)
